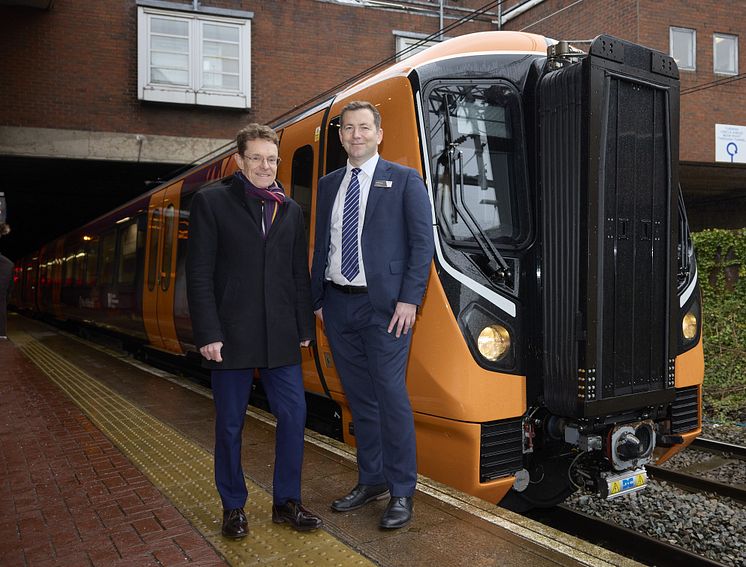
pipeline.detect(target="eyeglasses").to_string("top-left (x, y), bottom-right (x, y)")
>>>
top-left (242, 154), bottom-right (281, 166)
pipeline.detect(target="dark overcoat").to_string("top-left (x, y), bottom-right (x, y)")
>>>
top-left (186, 175), bottom-right (315, 370)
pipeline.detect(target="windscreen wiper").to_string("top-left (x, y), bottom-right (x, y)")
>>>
top-left (441, 93), bottom-right (512, 284)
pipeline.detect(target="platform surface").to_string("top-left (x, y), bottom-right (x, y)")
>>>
top-left (0, 314), bottom-right (643, 566)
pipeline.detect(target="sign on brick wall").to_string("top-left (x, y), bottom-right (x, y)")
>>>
top-left (715, 124), bottom-right (746, 164)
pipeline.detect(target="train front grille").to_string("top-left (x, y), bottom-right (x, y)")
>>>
top-left (670, 385), bottom-right (700, 433)
top-left (480, 418), bottom-right (523, 482)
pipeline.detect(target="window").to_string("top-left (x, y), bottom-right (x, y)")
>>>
top-left (117, 222), bottom-right (139, 285)
top-left (291, 145), bottom-right (314, 241)
top-left (714, 33), bottom-right (738, 75)
top-left (137, 6), bottom-right (251, 108)
top-left (99, 231), bottom-right (117, 286)
top-left (394, 32), bottom-right (441, 62)
top-left (670, 27), bottom-right (696, 71)
top-left (161, 204), bottom-right (176, 291)
top-left (325, 116), bottom-right (346, 175)
top-left (427, 82), bottom-right (529, 247)
top-left (148, 209), bottom-right (161, 291)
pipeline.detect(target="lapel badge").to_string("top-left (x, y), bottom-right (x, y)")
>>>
top-left (374, 179), bottom-right (393, 188)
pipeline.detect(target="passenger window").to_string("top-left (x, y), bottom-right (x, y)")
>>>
top-left (64, 250), bottom-right (75, 287)
top-left (86, 237), bottom-right (99, 286)
top-left (291, 145), bottom-right (314, 241)
top-left (99, 231), bottom-right (117, 286)
top-left (117, 222), bottom-right (139, 285)
top-left (148, 209), bottom-right (161, 291)
top-left (160, 204), bottom-right (175, 291)
top-left (325, 116), bottom-right (347, 174)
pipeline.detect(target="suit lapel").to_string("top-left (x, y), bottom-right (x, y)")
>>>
top-left (363, 158), bottom-right (392, 228)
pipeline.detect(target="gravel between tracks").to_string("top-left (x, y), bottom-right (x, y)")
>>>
top-left (565, 423), bottom-right (746, 566)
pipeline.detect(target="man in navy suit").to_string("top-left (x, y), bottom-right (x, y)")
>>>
top-left (311, 101), bottom-right (434, 529)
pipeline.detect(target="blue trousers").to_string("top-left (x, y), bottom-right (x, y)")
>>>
top-left (211, 364), bottom-right (306, 509)
top-left (323, 287), bottom-right (417, 497)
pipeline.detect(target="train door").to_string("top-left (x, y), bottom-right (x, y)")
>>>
top-left (142, 182), bottom-right (183, 353)
top-left (277, 110), bottom-right (345, 398)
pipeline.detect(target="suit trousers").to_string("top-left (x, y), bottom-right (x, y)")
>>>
top-left (211, 364), bottom-right (306, 510)
top-left (324, 286), bottom-right (417, 497)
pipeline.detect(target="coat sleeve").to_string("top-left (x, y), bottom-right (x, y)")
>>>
top-left (186, 191), bottom-right (224, 348)
top-left (292, 207), bottom-right (316, 341)
top-left (398, 168), bottom-right (435, 306)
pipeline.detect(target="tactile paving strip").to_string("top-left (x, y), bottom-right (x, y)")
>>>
top-left (11, 330), bottom-right (374, 566)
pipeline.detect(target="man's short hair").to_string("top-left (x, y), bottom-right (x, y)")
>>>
top-left (340, 101), bottom-right (381, 130)
top-left (236, 123), bottom-right (280, 155)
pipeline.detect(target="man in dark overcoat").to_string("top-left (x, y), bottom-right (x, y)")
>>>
top-left (186, 124), bottom-right (322, 539)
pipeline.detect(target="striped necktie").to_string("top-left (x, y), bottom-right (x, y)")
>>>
top-left (340, 168), bottom-right (362, 282)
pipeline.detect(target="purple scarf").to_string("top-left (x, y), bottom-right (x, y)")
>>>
top-left (235, 171), bottom-right (285, 239)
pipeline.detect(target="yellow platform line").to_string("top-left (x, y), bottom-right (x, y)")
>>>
top-left (11, 330), bottom-right (374, 567)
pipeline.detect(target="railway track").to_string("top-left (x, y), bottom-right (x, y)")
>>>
top-left (646, 438), bottom-right (746, 504)
top-left (525, 504), bottom-right (727, 567)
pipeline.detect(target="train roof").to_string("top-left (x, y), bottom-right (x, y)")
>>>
top-left (333, 31), bottom-right (550, 101)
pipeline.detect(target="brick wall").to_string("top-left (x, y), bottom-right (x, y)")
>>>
top-left (0, 0), bottom-right (491, 140)
top-left (500, 0), bottom-right (746, 163)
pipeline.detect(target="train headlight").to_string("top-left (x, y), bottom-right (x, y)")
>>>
top-left (682, 311), bottom-right (697, 340)
top-left (477, 325), bottom-right (511, 361)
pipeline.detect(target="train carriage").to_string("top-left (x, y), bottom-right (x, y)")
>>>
top-left (12, 31), bottom-right (704, 508)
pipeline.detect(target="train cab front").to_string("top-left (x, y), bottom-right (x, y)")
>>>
top-left (405, 32), bottom-right (704, 510)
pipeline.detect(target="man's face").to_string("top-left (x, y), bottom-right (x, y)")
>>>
top-left (234, 139), bottom-right (279, 189)
top-left (339, 108), bottom-right (383, 167)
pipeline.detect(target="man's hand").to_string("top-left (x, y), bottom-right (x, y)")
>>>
top-left (200, 341), bottom-right (224, 363)
top-left (300, 340), bottom-right (311, 347)
top-left (387, 302), bottom-right (417, 338)
top-left (314, 308), bottom-right (324, 325)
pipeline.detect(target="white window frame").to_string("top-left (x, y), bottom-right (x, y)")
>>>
top-left (137, 6), bottom-right (251, 109)
top-left (713, 33), bottom-right (738, 75)
top-left (394, 31), bottom-right (441, 62)
top-left (670, 26), bottom-right (696, 71)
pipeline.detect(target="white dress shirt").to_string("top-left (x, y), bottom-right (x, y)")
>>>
top-left (325, 153), bottom-right (379, 286)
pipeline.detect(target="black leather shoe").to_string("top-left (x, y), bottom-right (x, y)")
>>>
top-left (272, 500), bottom-right (323, 531)
top-left (331, 484), bottom-right (389, 512)
top-left (222, 508), bottom-right (248, 539)
top-left (379, 496), bottom-right (413, 529)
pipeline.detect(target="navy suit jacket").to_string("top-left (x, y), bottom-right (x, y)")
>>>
top-left (311, 158), bottom-right (434, 317)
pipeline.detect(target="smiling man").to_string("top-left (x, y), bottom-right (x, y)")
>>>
top-left (187, 123), bottom-right (322, 540)
top-left (311, 101), bottom-right (434, 529)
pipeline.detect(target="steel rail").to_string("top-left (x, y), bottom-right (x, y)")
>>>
top-left (525, 505), bottom-right (728, 567)
top-left (646, 465), bottom-right (746, 503)
top-left (692, 437), bottom-right (746, 459)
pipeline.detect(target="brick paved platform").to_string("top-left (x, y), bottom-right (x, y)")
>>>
top-left (0, 338), bottom-right (226, 567)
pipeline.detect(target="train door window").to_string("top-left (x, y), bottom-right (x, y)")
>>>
top-left (325, 116), bottom-right (347, 174)
top-left (148, 208), bottom-right (161, 291)
top-left (117, 222), bottom-right (139, 285)
top-left (291, 145), bottom-right (314, 240)
top-left (99, 230), bottom-right (117, 286)
top-left (86, 237), bottom-right (99, 286)
top-left (63, 247), bottom-right (75, 287)
top-left (160, 204), bottom-right (175, 291)
top-left (75, 250), bottom-right (85, 287)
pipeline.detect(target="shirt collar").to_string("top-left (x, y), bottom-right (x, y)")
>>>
top-left (346, 153), bottom-right (379, 180)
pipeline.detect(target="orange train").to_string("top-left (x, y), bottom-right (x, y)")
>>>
top-left (13, 31), bottom-right (704, 508)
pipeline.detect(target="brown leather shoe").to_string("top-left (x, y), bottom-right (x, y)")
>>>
top-left (272, 500), bottom-right (323, 531)
top-left (221, 508), bottom-right (248, 539)
top-left (331, 483), bottom-right (389, 512)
